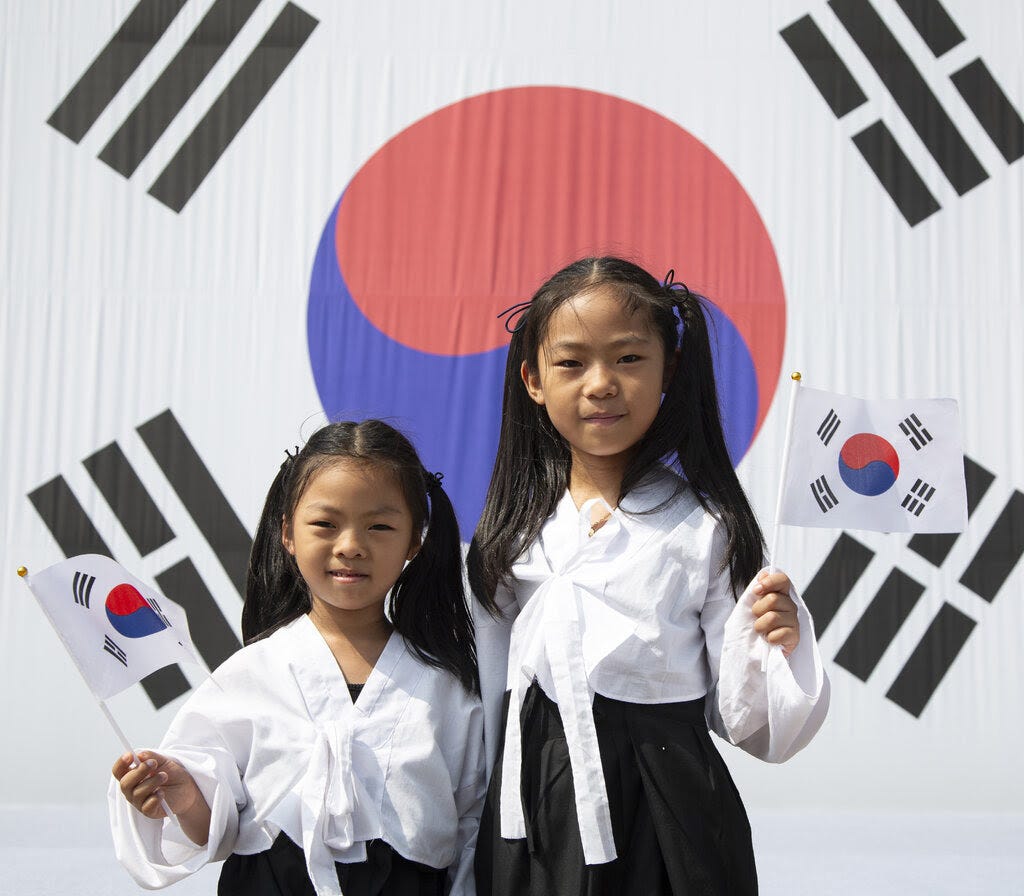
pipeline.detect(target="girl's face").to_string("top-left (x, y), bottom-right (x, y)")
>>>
top-left (282, 459), bottom-right (420, 618)
top-left (521, 286), bottom-right (675, 473)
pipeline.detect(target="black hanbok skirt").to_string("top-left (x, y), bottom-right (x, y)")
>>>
top-left (475, 682), bottom-right (757, 896)
top-left (219, 832), bottom-right (446, 896)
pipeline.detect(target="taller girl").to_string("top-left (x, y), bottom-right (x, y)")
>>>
top-left (471, 257), bottom-right (829, 895)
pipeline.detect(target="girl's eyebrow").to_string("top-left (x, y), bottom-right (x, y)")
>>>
top-left (548, 333), bottom-right (655, 351)
top-left (304, 501), bottom-right (405, 516)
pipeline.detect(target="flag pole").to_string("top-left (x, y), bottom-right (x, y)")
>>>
top-left (768, 372), bottom-right (802, 573)
top-left (17, 565), bottom-right (180, 828)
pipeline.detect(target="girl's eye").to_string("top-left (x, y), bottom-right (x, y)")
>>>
top-left (311, 520), bottom-right (334, 529)
top-left (554, 358), bottom-right (581, 368)
top-left (619, 354), bottom-right (641, 363)
top-left (369, 523), bottom-right (395, 531)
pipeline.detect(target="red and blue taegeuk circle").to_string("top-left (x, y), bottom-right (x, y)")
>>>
top-left (105, 584), bottom-right (168, 639)
top-left (838, 433), bottom-right (900, 496)
top-left (307, 87), bottom-right (787, 532)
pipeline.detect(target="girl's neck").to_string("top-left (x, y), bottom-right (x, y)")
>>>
top-left (568, 452), bottom-right (628, 509)
top-left (307, 600), bottom-right (393, 683)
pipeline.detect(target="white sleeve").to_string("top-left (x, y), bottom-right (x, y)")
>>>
top-left (472, 582), bottom-right (519, 778)
top-left (446, 697), bottom-right (487, 896)
top-left (107, 687), bottom-right (248, 887)
top-left (702, 540), bottom-right (830, 763)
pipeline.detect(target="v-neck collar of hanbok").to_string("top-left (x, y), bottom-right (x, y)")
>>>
top-left (290, 614), bottom-right (406, 722)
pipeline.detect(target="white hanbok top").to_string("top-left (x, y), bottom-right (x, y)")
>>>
top-left (473, 467), bottom-right (830, 865)
top-left (108, 615), bottom-right (486, 896)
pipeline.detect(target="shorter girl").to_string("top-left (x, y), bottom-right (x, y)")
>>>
top-left (110, 420), bottom-right (485, 896)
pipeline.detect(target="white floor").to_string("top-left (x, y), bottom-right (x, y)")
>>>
top-left (1, 805), bottom-right (1021, 895)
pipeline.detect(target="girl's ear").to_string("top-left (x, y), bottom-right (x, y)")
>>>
top-left (520, 360), bottom-right (546, 406)
top-left (281, 515), bottom-right (295, 556)
top-left (663, 347), bottom-right (681, 392)
top-left (406, 534), bottom-right (422, 563)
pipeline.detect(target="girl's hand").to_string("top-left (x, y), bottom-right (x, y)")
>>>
top-left (112, 751), bottom-right (211, 845)
top-left (751, 571), bottom-right (800, 657)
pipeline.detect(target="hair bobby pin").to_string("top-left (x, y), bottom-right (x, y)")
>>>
top-left (497, 301), bottom-right (531, 334)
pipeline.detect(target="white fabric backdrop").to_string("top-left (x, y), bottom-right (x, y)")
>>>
top-left (2, 0), bottom-right (1021, 890)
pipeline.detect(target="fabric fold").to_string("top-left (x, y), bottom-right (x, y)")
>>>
top-left (301, 712), bottom-right (362, 896)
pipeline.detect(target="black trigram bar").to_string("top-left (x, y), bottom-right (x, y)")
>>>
top-left (830, 0), bottom-right (988, 196)
top-left (802, 532), bottom-right (875, 634)
top-left (72, 571), bottom-right (96, 608)
top-left (901, 478), bottom-right (935, 517)
top-left (959, 490), bottom-right (1024, 602)
top-left (103, 633), bottom-right (129, 667)
top-left (811, 475), bottom-right (839, 513)
top-left (779, 15), bottom-right (867, 118)
top-left (899, 413), bottom-right (932, 450)
top-left (29, 476), bottom-right (113, 558)
top-left (137, 410), bottom-right (253, 597)
top-left (951, 59), bottom-right (1024, 165)
top-left (852, 120), bottom-right (941, 226)
top-left (817, 408), bottom-right (841, 445)
top-left (27, 475), bottom-right (190, 707)
top-left (909, 456), bottom-right (993, 566)
top-left (98, 0), bottom-right (263, 177)
top-left (886, 602), bottom-right (975, 717)
top-left (156, 559), bottom-right (241, 671)
top-left (148, 597), bottom-right (172, 629)
top-left (149, 3), bottom-right (319, 212)
top-left (833, 568), bottom-right (925, 681)
top-left (893, 0), bottom-right (964, 58)
top-left (83, 442), bottom-right (175, 556)
top-left (47, 0), bottom-right (189, 143)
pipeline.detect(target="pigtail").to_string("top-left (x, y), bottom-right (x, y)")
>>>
top-left (390, 472), bottom-right (479, 694)
top-left (242, 453), bottom-right (310, 643)
top-left (627, 284), bottom-right (765, 594)
top-left (470, 322), bottom-right (569, 612)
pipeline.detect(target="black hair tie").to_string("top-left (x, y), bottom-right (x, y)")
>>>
top-left (280, 445), bottom-right (300, 471)
top-left (424, 469), bottom-right (445, 493)
top-left (662, 268), bottom-right (692, 310)
top-left (497, 301), bottom-right (531, 334)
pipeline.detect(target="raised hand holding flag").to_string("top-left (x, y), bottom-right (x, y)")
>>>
top-left (19, 554), bottom-right (203, 827)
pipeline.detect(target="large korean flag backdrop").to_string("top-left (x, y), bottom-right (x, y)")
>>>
top-left (2, 0), bottom-right (1022, 890)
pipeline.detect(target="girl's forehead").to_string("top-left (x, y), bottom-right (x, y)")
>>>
top-left (300, 458), bottom-right (404, 501)
top-left (543, 286), bottom-right (654, 341)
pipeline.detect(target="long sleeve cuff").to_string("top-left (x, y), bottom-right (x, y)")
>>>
top-left (716, 574), bottom-right (830, 762)
top-left (107, 748), bottom-right (241, 888)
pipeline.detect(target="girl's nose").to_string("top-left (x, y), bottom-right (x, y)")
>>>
top-left (333, 530), bottom-right (366, 558)
top-left (584, 364), bottom-right (618, 398)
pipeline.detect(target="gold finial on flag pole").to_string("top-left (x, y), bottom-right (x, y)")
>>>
top-left (17, 566), bottom-right (28, 577)
top-left (792, 371), bottom-right (802, 381)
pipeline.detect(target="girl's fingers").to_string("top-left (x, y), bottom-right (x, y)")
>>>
top-left (119, 758), bottom-right (161, 799)
top-left (753, 610), bottom-right (796, 634)
top-left (130, 773), bottom-right (168, 813)
top-left (140, 790), bottom-right (170, 818)
top-left (752, 591), bottom-right (797, 618)
top-left (753, 572), bottom-right (792, 596)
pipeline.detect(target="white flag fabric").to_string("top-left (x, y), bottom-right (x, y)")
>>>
top-left (778, 386), bottom-right (967, 534)
top-left (25, 554), bottom-right (202, 699)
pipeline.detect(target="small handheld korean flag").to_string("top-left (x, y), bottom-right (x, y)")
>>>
top-left (778, 385), bottom-right (967, 533)
top-left (23, 554), bottom-right (201, 699)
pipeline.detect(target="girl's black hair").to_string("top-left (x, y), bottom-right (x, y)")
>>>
top-left (244, 419), bottom-right (478, 694)
top-left (470, 256), bottom-right (764, 612)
